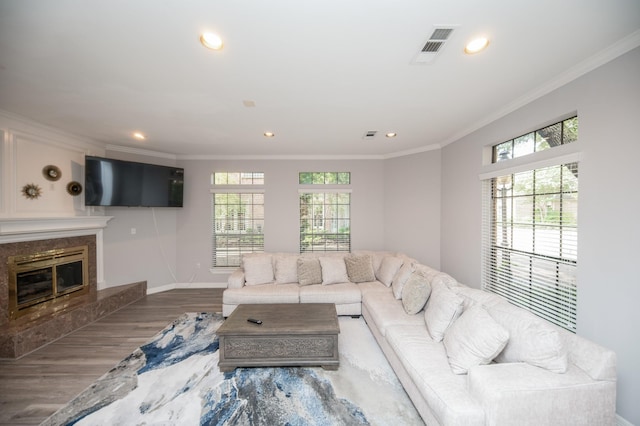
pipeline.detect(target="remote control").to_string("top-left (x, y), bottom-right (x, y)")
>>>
top-left (247, 318), bottom-right (263, 324)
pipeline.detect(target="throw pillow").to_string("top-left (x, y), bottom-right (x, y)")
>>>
top-left (488, 302), bottom-right (568, 373)
top-left (274, 256), bottom-right (299, 284)
top-left (376, 256), bottom-right (404, 287)
top-left (401, 272), bottom-right (431, 314)
top-left (344, 254), bottom-right (376, 283)
top-left (297, 257), bottom-right (322, 286)
top-left (424, 281), bottom-right (465, 342)
top-left (319, 256), bottom-right (350, 285)
top-left (443, 304), bottom-right (510, 374)
top-left (392, 262), bottom-right (415, 300)
top-left (243, 255), bottom-right (274, 286)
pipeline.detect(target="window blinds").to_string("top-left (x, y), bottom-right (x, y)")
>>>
top-left (481, 163), bottom-right (578, 332)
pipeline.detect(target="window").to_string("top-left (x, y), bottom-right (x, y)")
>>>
top-left (482, 118), bottom-right (579, 332)
top-left (212, 173), bottom-right (264, 267)
top-left (299, 172), bottom-right (350, 253)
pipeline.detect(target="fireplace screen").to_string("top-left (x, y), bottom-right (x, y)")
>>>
top-left (8, 246), bottom-right (89, 320)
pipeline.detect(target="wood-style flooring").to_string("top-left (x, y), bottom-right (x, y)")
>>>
top-left (0, 288), bottom-right (223, 425)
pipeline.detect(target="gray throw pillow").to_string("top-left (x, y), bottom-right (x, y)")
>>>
top-left (401, 272), bottom-right (432, 314)
top-left (297, 257), bottom-right (322, 286)
top-left (345, 254), bottom-right (376, 283)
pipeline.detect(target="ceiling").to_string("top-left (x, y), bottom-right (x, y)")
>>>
top-left (1, 1), bottom-right (639, 158)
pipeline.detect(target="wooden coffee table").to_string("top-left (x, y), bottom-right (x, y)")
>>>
top-left (217, 303), bottom-right (340, 372)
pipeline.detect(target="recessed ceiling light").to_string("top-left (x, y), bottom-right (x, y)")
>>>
top-left (200, 32), bottom-right (223, 50)
top-left (464, 37), bottom-right (489, 54)
top-left (385, 132), bottom-right (397, 138)
top-left (263, 132), bottom-right (275, 138)
top-left (132, 132), bottom-right (146, 140)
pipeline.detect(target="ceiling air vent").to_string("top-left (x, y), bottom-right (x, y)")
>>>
top-left (363, 130), bottom-right (378, 140)
top-left (412, 26), bottom-right (456, 65)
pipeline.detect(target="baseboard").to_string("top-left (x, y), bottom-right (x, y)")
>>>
top-left (616, 414), bottom-right (634, 426)
top-left (146, 282), bottom-right (227, 295)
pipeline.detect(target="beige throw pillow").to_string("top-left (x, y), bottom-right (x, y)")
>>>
top-left (243, 255), bottom-right (274, 286)
top-left (424, 281), bottom-right (465, 342)
top-left (319, 256), bottom-right (350, 285)
top-left (401, 272), bottom-right (432, 314)
top-left (297, 257), bottom-right (322, 286)
top-left (345, 255), bottom-right (376, 283)
top-left (376, 256), bottom-right (404, 287)
top-left (443, 304), bottom-right (510, 374)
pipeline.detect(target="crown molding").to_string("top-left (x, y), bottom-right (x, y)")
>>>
top-left (176, 153), bottom-right (386, 161)
top-left (105, 144), bottom-right (178, 160)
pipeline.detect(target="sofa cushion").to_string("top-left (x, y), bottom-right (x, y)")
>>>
top-left (424, 281), bottom-right (465, 342)
top-left (274, 255), bottom-right (299, 284)
top-left (319, 256), bottom-right (350, 285)
top-left (297, 257), bottom-right (322, 286)
top-left (299, 282), bottom-right (361, 304)
top-left (391, 262), bottom-right (415, 300)
top-left (223, 283), bottom-right (299, 305)
top-left (385, 325), bottom-right (486, 425)
top-left (345, 254), bottom-right (376, 283)
top-left (443, 304), bottom-right (509, 374)
top-left (362, 291), bottom-right (424, 337)
top-left (401, 272), bottom-right (432, 315)
top-left (377, 256), bottom-right (404, 287)
top-left (243, 255), bottom-right (275, 286)
top-left (487, 301), bottom-right (568, 373)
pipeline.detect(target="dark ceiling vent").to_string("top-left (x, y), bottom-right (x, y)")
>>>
top-left (363, 130), bottom-right (378, 140)
top-left (412, 26), bottom-right (457, 65)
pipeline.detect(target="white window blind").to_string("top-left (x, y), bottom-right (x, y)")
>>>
top-left (211, 173), bottom-right (265, 267)
top-left (481, 162), bottom-right (578, 332)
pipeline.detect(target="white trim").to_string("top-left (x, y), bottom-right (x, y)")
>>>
top-left (106, 144), bottom-right (178, 160)
top-left (381, 143), bottom-right (441, 159)
top-left (145, 282), bottom-right (227, 295)
top-left (479, 151), bottom-right (582, 181)
top-left (0, 216), bottom-right (113, 240)
top-left (298, 188), bottom-right (353, 194)
top-left (177, 153), bottom-right (385, 160)
top-left (615, 414), bottom-right (634, 426)
top-left (210, 187), bottom-right (265, 194)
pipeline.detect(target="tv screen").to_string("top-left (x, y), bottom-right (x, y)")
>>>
top-left (84, 156), bottom-right (184, 207)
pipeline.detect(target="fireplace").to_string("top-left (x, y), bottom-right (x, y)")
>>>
top-left (8, 246), bottom-right (89, 320)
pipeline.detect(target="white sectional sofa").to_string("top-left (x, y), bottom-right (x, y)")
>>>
top-left (223, 251), bottom-right (617, 425)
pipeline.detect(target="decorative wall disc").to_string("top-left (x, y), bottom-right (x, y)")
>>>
top-left (66, 181), bottom-right (83, 196)
top-left (22, 183), bottom-right (42, 199)
top-left (42, 165), bottom-right (62, 181)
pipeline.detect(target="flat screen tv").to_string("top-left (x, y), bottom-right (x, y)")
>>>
top-left (84, 156), bottom-right (184, 207)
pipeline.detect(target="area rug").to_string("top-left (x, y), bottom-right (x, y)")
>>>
top-left (42, 312), bottom-right (424, 426)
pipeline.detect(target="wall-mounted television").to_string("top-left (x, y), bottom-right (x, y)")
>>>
top-left (84, 156), bottom-right (184, 207)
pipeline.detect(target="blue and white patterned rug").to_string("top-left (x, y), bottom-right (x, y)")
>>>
top-left (43, 312), bottom-right (423, 425)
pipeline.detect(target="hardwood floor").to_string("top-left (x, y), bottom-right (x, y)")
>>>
top-left (0, 288), bottom-right (223, 425)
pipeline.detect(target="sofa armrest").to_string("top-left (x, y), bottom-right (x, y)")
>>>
top-left (227, 269), bottom-right (246, 289)
top-left (467, 362), bottom-right (616, 426)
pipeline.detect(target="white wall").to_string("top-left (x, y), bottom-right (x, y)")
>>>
top-left (440, 47), bottom-right (640, 424)
top-left (100, 150), bottom-right (180, 292)
top-left (384, 149), bottom-right (441, 267)
top-left (175, 159), bottom-right (387, 285)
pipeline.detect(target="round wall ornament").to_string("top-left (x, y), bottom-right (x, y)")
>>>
top-left (66, 181), bottom-right (83, 196)
top-left (42, 165), bottom-right (62, 181)
top-left (22, 183), bottom-right (42, 199)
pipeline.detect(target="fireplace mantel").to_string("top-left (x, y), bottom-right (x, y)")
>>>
top-left (0, 216), bottom-right (112, 244)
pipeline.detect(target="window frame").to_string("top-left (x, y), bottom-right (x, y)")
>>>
top-left (481, 117), bottom-right (580, 332)
top-left (298, 172), bottom-right (351, 253)
top-left (211, 172), bottom-right (265, 268)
